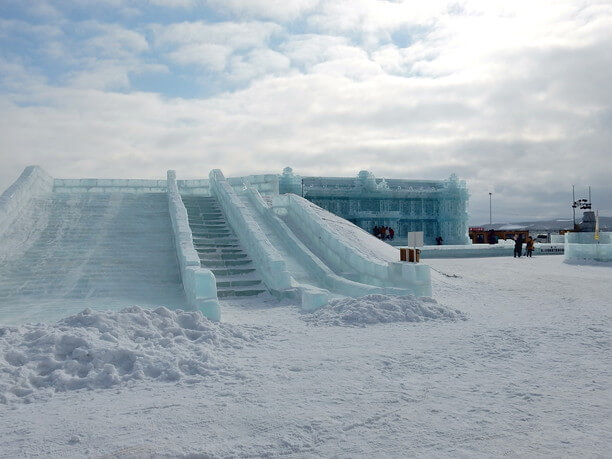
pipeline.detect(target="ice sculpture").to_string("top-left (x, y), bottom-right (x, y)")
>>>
top-left (279, 168), bottom-right (470, 245)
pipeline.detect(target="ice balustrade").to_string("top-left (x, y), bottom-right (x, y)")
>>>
top-left (246, 187), bottom-right (413, 309)
top-left (53, 178), bottom-right (167, 193)
top-left (272, 193), bottom-right (432, 297)
top-left (167, 170), bottom-right (220, 320)
top-left (0, 166), bottom-right (54, 238)
top-left (209, 169), bottom-right (293, 294)
top-left (564, 232), bottom-right (612, 262)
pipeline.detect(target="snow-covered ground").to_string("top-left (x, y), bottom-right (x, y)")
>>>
top-left (1, 255), bottom-right (609, 458)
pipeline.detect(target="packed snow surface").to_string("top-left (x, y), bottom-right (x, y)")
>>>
top-left (0, 306), bottom-right (261, 404)
top-left (303, 294), bottom-right (466, 326)
top-left (0, 256), bottom-right (610, 458)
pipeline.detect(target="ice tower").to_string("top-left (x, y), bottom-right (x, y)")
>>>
top-left (279, 168), bottom-right (470, 245)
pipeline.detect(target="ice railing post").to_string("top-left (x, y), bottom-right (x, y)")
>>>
top-left (167, 170), bottom-right (220, 321)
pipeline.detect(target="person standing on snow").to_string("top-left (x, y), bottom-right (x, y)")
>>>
top-left (513, 234), bottom-right (523, 258)
top-left (526, 236), bottom-right (535, 257)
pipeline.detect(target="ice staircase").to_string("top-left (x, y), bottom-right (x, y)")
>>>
top-left (181, 196), bottom-right (265, 298)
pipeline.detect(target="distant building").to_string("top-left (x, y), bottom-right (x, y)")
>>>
top-left (279, 167), bottom-right (470, 245)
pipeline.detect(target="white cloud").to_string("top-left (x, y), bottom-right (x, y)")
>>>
top-left (227, 48), bottom-right (292, 82)
top-left (1, 0), bottom-right (612, 224)
top-left (204, 0), bottom-right (320, 22)
top-left (168, 43), bottom-right (232, 70)
top-left (80, 22), bottom-right (149, 58)
top-left (282, 34), bottom-right (349, 68)
top-left (153, 21), bottom-right (282, 50)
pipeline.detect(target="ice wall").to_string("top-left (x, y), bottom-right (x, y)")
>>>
top-left (564, 232), bottom-right (612, 262)
top-left (0, 166), bottom-right (54, 238)
top-left (167, 171), bottom-right (220, 320)
top-left (209, 169), bottom-right (293, 295)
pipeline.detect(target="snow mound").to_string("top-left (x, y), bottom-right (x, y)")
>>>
top-left (0, 306), bottom-right (262, 403)
top-left (303, 294), bottom-right (466, 327)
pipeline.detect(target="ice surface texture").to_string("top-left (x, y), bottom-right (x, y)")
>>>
top-left (0, 306), bottom-right (261, 404)
top-left (303, 294), bottom-right (466, 327)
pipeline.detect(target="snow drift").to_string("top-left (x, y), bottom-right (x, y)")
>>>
top-left (0, 306), bottom-right (262, 403)
top-left (303, 294), bottom-right (466, 327)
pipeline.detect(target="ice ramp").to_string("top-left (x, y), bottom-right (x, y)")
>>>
top-left (271, 193), bottom-right (432, 298)
top-left (0, 190), bottom-right (187, 325)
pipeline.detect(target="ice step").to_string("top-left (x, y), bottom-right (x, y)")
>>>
top-left (216, 279), bottom-right (262, 288)
top-left (193, 241), bottom-right (240, 248)
top-left (196, 248), bottom-right (243, 254)
top-left (200, 259), bottom-right (252, 267)
top-left (196, 252), bottom-right (248, 260)
top-left (211, 267), bottom-right (256, 276)
top-left (191, 230), bottom-right (232, 238)
top-left (217, 287), bottom-right (266, 298)
top-left (184, 194), bottom-right (265, 296)
top-left (189, 223), bottom-right (228, 230)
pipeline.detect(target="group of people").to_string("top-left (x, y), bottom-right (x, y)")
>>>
top-left (373, 225), bottom-right (394, 240)
top-left (514, 234), bottom-right (535, 258)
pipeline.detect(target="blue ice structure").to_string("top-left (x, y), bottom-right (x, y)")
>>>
top-left (564, 231), bottom-right (612, 262)
top-left (279, 167), bottom-right (470, 245)
top-left (1, 166), bottom-right (433, 323)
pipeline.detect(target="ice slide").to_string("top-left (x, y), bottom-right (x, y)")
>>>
top-left (208, 170), bottom-right (431, 309)
top-left (0, 185), bottom-right (187, 325)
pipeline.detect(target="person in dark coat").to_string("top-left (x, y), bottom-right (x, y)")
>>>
top-left (513, 234), bottom-right (523, 258)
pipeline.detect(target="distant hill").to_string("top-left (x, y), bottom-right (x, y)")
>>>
top-left (476, 216), bottom-right (612, 233)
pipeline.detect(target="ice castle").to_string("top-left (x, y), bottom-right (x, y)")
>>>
top-left (279, 167), bottom-right (470, 245)
top-left (1, 166), bottom-right (440, 323)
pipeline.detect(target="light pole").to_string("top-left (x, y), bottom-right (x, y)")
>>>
top-left (489, 192), bottom-right (492, 226)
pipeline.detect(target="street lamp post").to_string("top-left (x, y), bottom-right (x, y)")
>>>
top-left (489, 192), bottom-right (492, 226)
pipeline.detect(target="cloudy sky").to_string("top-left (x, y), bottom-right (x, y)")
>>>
top-left (1, 0), bottom-right (610, 224)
